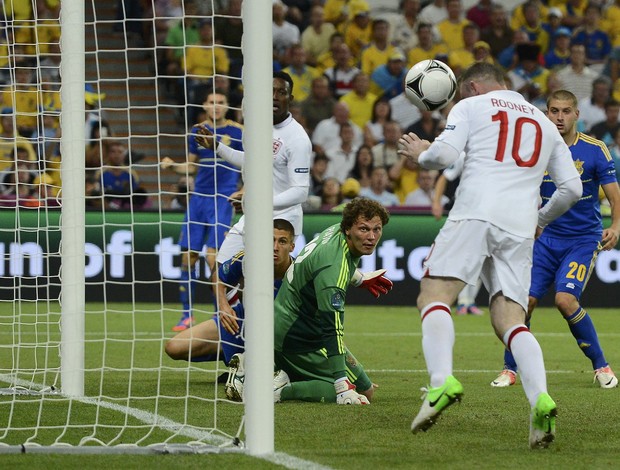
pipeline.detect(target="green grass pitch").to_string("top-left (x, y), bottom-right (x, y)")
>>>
top-left (1, 303), bottom-right (620, 469)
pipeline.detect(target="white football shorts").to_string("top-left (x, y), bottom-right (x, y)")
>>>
top-left (423, 219), bottom-right (533, 311)
top-left (216, 220), bottom-right (244, 264)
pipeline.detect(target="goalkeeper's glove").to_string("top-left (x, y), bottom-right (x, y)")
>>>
top-left (351, 269), bottom-right (393, 298)
top-left (334, 377), bottom-right (370, 405)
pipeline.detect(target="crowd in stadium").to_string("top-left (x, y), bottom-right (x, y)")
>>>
top-left (2, 0), bottom-right (620, 212)
top-left (152, 0), bottom-right (620, 213)
top-left (0, 0), bottom-right (61, 207)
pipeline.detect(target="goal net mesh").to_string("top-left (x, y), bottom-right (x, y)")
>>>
top-left (0, 0), bottom-right (247, 453)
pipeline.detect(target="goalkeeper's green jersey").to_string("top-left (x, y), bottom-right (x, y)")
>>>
top-left (274, 223), bottom-right (360, 379)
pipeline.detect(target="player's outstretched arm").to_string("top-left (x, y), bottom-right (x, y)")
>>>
top-left (196, 125), bottom-right (245, 168)
top-left (431, 174), bottom-right (448, 220)
top-left (350, 269), bottom-right (393, 298)
top-left (160, 155), bottom-right (196, 175)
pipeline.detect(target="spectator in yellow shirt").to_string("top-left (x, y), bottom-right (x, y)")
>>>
top-left (448, 24), bottom-right (481, 76)
top-left (0, 63), bottom-right (38, 137)
top-left (301, 5), bottom-right (337, 66)
top-left (437, 0), bottom-right (470, 52)
top-left (0, 109), bottom-right (37, 172)
top-left (283, 44), bottom-right (320, 102)
top-left (183, 20), bottom-right (229, 116)
top-left (360, 19), bottom-right (398, 76)
top-left (510, 0), bottom-right (549, 31)
top-left (340, 73), bottom-right (377, 129)
top-left (408, 23), bottom-right (449, 66)
top-left (324, 0), bottom-right (370, 32)
top-left (518, 1), bottom-right (550, 55)
top-left (183, 20), bottom-right (230, 80)
top-left (344, 2), bottom-right (372, 62)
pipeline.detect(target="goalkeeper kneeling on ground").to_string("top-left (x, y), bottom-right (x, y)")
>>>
top-left (272, 197), bottom-right (392, 405)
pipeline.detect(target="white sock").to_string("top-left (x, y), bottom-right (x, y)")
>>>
top-left (420, 302), bottom-right (454, 388)
top-left (503, 325), bottom-right (547, 407)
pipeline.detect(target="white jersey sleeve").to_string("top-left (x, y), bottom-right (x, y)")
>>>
top-left (441, 152), bottom-right (465, 182)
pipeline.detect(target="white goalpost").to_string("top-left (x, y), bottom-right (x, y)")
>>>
top-left (0, 0), bottom-right (274, 456)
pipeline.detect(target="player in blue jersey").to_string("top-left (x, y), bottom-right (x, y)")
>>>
top-left (161, 90), bottom-right (243, 331)
top-left (491, 89), bottom-right (620, 389)
top-left (164, 219), bottom-right (295, 378)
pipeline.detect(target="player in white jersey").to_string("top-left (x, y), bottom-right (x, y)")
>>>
top-left (398, 63), bottom-right (582, 448)
top-left (198, 71), bottom-right (312, 263)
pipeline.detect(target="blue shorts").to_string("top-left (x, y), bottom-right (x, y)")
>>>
top-left (529, 235), bottom-right (601, 301)
top-left (190, 303), bottom-right (244, 365)
top-left (217, 303), bottom-right (245, 364)
top-left (178, 195), bottom-right (233, 252)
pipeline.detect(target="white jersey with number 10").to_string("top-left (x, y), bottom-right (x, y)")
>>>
top-left (435, 89), bottom-right (579, 239)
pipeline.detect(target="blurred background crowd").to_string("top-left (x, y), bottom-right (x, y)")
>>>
top-left (2, 0), bottom-right (620, 214)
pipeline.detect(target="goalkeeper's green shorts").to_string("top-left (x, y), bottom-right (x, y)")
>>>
top-left (274, 346), bottom-right (372, 392)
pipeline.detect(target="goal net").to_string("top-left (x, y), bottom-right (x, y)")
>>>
top-left (0, 0), bottom-right (274, 455)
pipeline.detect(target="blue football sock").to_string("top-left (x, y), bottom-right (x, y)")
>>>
top-left (503, 348), bottom-right (518, 373)
top-left (179, 269), bottom-right (193, 318)
top-left (566, 307), bottom-right (607, 370)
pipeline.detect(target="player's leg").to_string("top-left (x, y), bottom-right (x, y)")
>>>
top-left (165, 317), bottom-right (220, 361)
top-left (490, 296), bottom-right (556, 448)
top-left (492, 236), bottom-right (556, 387)
top-left (274, 350), bottom-right (338, 403)
top-left (207, 195), bottom-right (235, 276)
top-left (417, 276), bottom-right (464, 387)
top-left (174, 198), bottom-right (208, 331)
top-left (491, 296), bottom-right (536, 387)
top-left (554, 240), bottom-right (617, 387)
top-left (456, 281), bottom-right (482, 316)
top-left (487, 230), bottom-right (555, 448)
top-left (412, 220), bottom-right (485, 433)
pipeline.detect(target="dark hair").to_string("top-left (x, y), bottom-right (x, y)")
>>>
top-left (592, 75), bottom-right (612, 89)
top-left (605, 98), bottom-right (620, 110)
top-left (273, 218), bottom-right (295, 238)
top-left (349, 145), bottom-right (374, 180)
top-left (371, 97), bottom-right (392, 123)
top-left (340, 197), bottom-right (389, 232)
top-left (372, 19), bottom-right (389, 30)
top-left (313, 151), bottom-right (329, 163)
top-left (459, 62), bottom-right (506, 88)
top-left (417, 22), bottom-right (432, 33)
top-left (463, 23), bottom-right (480, 32)
top-left (274, 70), bottom-right (294, 95)
top-left (339, 121), bottom-right (353, 134)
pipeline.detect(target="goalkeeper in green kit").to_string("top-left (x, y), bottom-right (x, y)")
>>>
top-left (273, 197), bottom-right (392, 404)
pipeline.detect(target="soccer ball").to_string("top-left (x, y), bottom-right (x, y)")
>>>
top-left (405, 59), bottom-right (457, 111)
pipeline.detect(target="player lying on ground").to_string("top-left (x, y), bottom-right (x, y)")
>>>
top-left (263, 198), bottom-right (391, 404)
top-left (164, 219), bottom-right (296, 376)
